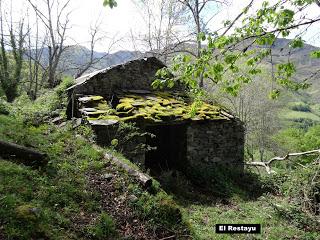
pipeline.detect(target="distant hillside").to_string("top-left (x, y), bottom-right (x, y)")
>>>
top-left (30, 39), bottom-right (319, 100)
top-left (28, 45), bottom-right (142, 77)
top-left (263, 38), bottom-right (320, 103)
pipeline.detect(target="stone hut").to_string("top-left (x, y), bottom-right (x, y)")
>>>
top-left (67, 57), bottom-right (244, 178)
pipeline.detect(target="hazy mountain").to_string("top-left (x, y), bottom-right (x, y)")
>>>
top-left (61, 46), bottom-right (143, 77)
top-left (29, 45), bottom-right (142, 77)
top-left (264, 39), bottom-right (320, 102)
top-left (30, 39), bottom-right (319, 100)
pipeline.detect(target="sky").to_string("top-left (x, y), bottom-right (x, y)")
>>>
top-left (4, 0), bottom-right (320, 53)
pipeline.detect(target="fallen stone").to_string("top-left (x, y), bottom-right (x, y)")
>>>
top-left (88, 119), bottom-right (118, 126)
top-left (51, 116), bottom-right (64, 124)
top-left (58, 122), bottom-right (67, 128)
top-left (102, 173), bottom-right (114, 181)
top-left (128, 194), bottom-right (138, 202)
top-left (72, 118), bottom-right (82, 129)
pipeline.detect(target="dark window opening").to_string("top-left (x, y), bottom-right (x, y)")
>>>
top-left (145, 124), bottom-right (187, 175)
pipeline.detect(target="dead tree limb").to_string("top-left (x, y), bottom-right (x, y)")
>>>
top-left (246, 149), bottom-right (320, 174)
top-left (75, 134), bottom-right (153, 189)
top-left (104, 153), bottom-right (153, 189)
top-left (0, 140), bottom-right (48, 167)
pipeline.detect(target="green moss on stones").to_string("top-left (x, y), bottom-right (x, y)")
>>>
top-left (78, 92), bottom-right (228, 124)
top-left (116, 102), bottom-right (133, 111)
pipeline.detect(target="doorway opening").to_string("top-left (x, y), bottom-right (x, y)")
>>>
top-left (145, 123), bottom-right (187, 175)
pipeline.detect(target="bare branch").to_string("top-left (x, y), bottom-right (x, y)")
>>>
top-left (246, 149), bottom-right (320, 174)
top-left (220, 0), bottom-right (254, 37)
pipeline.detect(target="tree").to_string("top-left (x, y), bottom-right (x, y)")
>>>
top-left (130, 0), bottom-right (189, 64)
top-left (176, 0), bottom-right (230, 87)
top-left (71, 18), bottom-right (121, 78)
top-left (211, 72), bottom-right (283, 162)
top-left (155, 0), bottom-right (320, 97)
top-left (25, 13), bottom-right (48, 100)
top-left (0, 1), bottom-right (27, 102)
top-left (27, 0), bottom-right (72, 88)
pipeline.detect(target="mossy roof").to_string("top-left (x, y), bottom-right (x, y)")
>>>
top-left (78, 92), bottom-right (233, 125)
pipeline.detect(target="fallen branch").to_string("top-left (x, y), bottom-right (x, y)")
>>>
top-left (159, 235), bottom-right (176, 240)
top-left (76, 135), bottom-right (154, 190)
top-left (0, 140), bottom-right (48, 167)
top-left (246, 149), bottom-right (320, 174)
top-left (104, 152), bottom-right (153, 189)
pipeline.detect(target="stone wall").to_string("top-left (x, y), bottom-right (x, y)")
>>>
top-left (72, 57), bottom-right (169, 98)
top-left (186, 119), bottom-right (244, 172)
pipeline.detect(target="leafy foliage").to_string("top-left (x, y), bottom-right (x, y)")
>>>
top-left (275, 124), bottom-right (320, 157)
top-left (103, 0), bottom-right (117, 8)
top-left (87, 212), bottom-right (116, 239)
top-left (10, 76), bottom-right (74, 125)
top-left (154, 0), bottom-right (317, 98)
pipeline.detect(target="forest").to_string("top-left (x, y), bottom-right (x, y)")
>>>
top-left (0, 0), bottom-right (320, 239)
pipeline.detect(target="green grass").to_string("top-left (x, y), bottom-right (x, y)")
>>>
top-left (280, 109), bottom-right (320, 122)
top-left (310, 104), bottom-right (320, 115)
top-left (279, 103), bottom-right (320, 130)
top-left (1, 82), bottom-right (319, 239)
top-left (181, 195), bottom-right (318, 240)
top-left (0, 112), bottom-right (189, 239)
top-left (0, 115), bottom-right (110, 239)
top-left (161, 166), bottom-right (320, 240)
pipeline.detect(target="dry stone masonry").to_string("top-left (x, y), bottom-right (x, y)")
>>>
top-left (67, 57), bottom-right (245, 180)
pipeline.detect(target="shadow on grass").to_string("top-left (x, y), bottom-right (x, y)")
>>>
top-left (154, 166), bottom-right (271, 206)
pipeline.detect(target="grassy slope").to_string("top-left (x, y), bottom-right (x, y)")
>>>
top-left (280, 109), bottom-right (320, 121)
top-left (1, 87), bottom-right (319, 239)
top-left (182, 196), bottom-right (317, 240)
top-left (0, 114), bottom-right (189, 239)
top-left (0, 115), bottom-right (107, 239)
top-left (157, 166), bottom-right (320, 240)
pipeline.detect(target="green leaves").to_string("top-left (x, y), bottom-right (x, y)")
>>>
top-left (269, 89), bottom-right (280, 99)
top-left (289, 38), bottom-right (304, 48)
top-left (276, 9), bottom-right (294, 27)
top-left (277, 62), bottom-right (296, 79)
top-left (153, 0), bottom-right (314, 100)
top-left (103, 0), bottom-right (117, 8)
top-left (310, 50), bottom-right (320, 58)
top-left (197, 32), bottom-right (206, 42)
top-left (153, 67), bottom-right (174, 89)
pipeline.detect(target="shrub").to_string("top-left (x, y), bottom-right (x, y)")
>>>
top-left (288, 102), bottom-right (311, 112)
top-left (292, 118), bottom-right (317, 130)
top-left (129, 184), bottom-right (182, 226)
top-left (110, 122), bottom-right (155, 164)
top-left (11, 77), bottom-right (74, 125)
top-left (55, 76), bottom-right (74, 98)
top-left (0, 98), bottom-right (10, 115)
top-left (87, 212), bottom-right (116, 239)
top-left (302, 125), bottom-right (320, 151)
top-left (281, 163), bottom-right (320, 215)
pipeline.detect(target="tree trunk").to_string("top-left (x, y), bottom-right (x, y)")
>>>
top-left (5, 85), bottom-right (18, 103)
top-left (0, 140), bottom-right (48, 167)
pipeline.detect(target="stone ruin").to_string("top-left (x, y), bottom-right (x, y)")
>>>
top-left (66, 57), bottom-right (245, 179)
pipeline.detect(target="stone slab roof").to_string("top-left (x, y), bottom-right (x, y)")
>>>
top-left (77, 91), bottom-right (233, 126)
